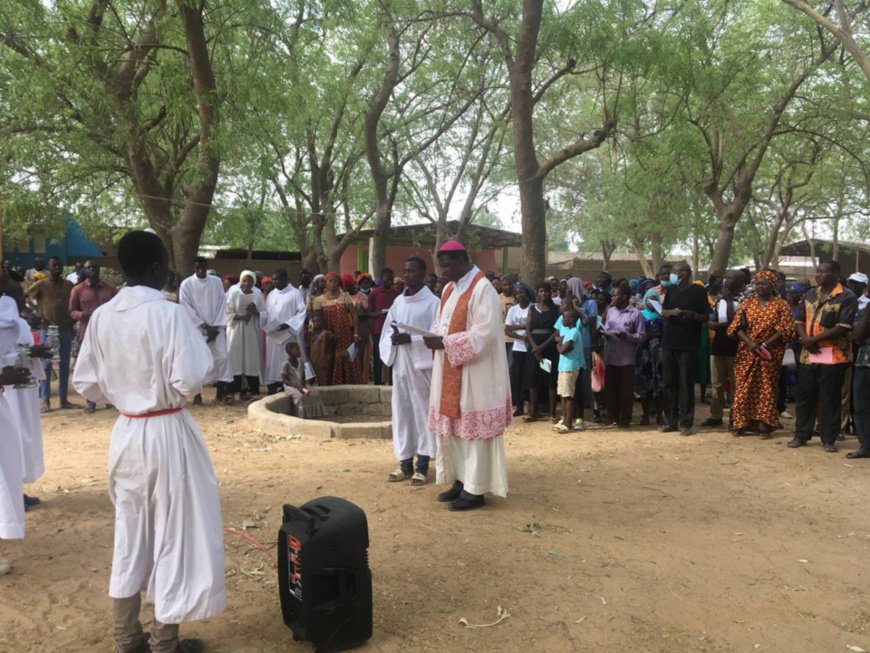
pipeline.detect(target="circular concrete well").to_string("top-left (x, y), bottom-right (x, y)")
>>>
top-left (248, 385), bottom-right (392, 439)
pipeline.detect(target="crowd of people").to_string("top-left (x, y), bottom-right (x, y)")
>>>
top-left (2, 237), bottom-right (870, 653)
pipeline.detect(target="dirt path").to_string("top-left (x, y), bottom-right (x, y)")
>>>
top-left (2, 390), bottom-right (869, 652)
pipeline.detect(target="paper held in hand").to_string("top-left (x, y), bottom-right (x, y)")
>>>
top-left (539, 358), bottom-right (552, 374)
top-left (648, 299), bottom-right (663, 314)
top-left (346, 342), bottom-right (358, 362)
top-left (397, 322), bottom-right (439, 338)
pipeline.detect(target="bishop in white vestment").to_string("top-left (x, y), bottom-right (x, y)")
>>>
top-left (178, 257), bottom-right (234, 403)
top-left (73, 231), bottom-right (225, 652)
top-left (0, 304), bottom-right (27, 556)
top-left (379, 257), bottom-right (440, 484)
top-left (425, 241), bottom-right (511, 511)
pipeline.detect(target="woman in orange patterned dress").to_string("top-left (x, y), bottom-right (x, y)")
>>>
top-left (310, 272), bottom-right (362, 385)
top-left (726, 270), bottom-right (795, 438)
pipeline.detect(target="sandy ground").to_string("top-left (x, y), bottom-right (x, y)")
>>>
top-left (2, 388), bottom-right (870, 653)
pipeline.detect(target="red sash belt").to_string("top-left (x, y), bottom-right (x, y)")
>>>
top-left (121, 405), bottom-right (185, 419)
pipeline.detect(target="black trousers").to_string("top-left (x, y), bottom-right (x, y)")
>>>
top-left (232, 374), bottom-right (260, 396)
top-left (795, 362), bottom-right (849, 445)
top-left (662, 348), bottom-right (698, 429)
top-left (372, 335), bottom-right (392, 385)
top-left (510, 350), bottom-right (527, 409)
top-left (605, 364), bottom-right (635, 426)
top-left (853, 367), bottom-right (870, 451)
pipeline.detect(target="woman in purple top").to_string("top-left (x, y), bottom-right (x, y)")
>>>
top-left (602, 282), bottom-right (646, 428)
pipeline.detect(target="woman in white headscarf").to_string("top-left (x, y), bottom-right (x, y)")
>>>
top-left (226, 271), bottom-right (266, 400)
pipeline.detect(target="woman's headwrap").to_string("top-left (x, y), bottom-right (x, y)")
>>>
top-left (513, 282), bottom-right (534, 303)
top-left (341, 274), bottom-right (356, 290)
top-left (641, 288), bottom-right (662, 321)
top-left (324, 272), bottom-right (342, 285)
top-left (222, 274), bottom-right (239, 285)
top-left (356, 272), bottom-right (372, 284)
top-left (629, 279), bottom-right (640, 293)
top-left (261, 276), bottom-right (273, 285)
top-left (787, 284), bottom-right (803, 293)
top-left (754, 269), bottom-right (779, 286)
top-left (312, 274), bottom-right (325, 288)
top-left (567, 277), bottom-right (587, 300)
top-left (239, 270), bottom-right (256, 284)
top-left (640, 278), bottom-right (656, 293)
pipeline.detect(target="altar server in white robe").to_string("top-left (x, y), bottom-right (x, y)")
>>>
top-left (226, 270), bottom-right (266, 399)
top-left (0, 296), bottom-right (48, 509)
top-left (73, 231), bottom-right (225, 653)
top-left (423, 241), bottom-right (511, 511)
top-left (263, 269), bottom-right (307, 394)
top-left (0, 312), bottom-right (32, 575)
top-left (179, 256), bottom-right (234, 405)
top-left (380, 256), bottom-right (440, 486)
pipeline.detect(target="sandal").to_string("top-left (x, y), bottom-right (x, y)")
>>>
top-left (823, 444), bottom-right (838, 453)
top-left (522, 415), bottom-right (537, 423)
top-left (846, 449), bottom-right (870, 459)
top-left (550, 417), bottom-right (560, 424)
top-left (388, 468), bottom-right (411, 482)
top-left (553, 425), bottom-right (570, 434)
top-left (411, 472), bottom-right (428, 486)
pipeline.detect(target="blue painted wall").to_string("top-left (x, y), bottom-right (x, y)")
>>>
top-left (2, 218), bottom-right (103, 268)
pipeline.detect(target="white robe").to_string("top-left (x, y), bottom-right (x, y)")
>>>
top-left (0, 310), bottom-right (24, 540)
top-left (428, 266), bottom-right (511, 497)
top-left (0, 318), bottom-right (46, 483)
top-left (72, 285), bottom-right (226, 624)
top-left (226, 286), bottom-right (266, 378)
top-left (263, 285), bottom-right (307, 385)
top-left (179, 274), bottom-right (234, 384)
top-left (379, 287), bottom-right (440, 461)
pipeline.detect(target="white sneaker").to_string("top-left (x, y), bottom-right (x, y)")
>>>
top-left (781, 411), bottom-right (792, 419)
top-left (573, 421), bottom-right (585, 432)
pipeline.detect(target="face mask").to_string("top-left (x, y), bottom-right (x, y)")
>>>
top-left (661, 273), bottom-right (679, 287)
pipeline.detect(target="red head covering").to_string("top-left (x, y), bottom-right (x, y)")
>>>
top-left (341, 274), bottom-right (355, 290)
top-left (222, 274), bottom-right (239, 285)
top-left (324, 272), bottom-right (341, 284)
top-left (754, 269), bottom-right (779, 286)
top-left (262, 276), bottom-right (273, 284)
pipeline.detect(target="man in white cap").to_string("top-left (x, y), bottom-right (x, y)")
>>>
top-left (842, 272), bottom-right (869, 434)
top-left (847, 273), bottom-right (869, 311)
top-left (423, 240), bottom-right (511, 511)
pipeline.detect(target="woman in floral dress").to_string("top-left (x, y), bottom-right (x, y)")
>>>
top-left (726, 270), bottom-right (795, 438)
top-left (309, 272), bottom-right (362, 385)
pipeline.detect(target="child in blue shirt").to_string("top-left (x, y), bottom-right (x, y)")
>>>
top-left (555, 308), bottom-right (585, 433)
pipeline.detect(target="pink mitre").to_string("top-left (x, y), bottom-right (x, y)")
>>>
top-left (438, 240), bottom-right (466, 253)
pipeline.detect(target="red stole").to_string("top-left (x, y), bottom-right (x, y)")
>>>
top-left (438, 269), bottom-right (485, 418)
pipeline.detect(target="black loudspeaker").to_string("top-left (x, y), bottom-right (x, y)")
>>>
top-left (278, 497), bottom-right (373, 652)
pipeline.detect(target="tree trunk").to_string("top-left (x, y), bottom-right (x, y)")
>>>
top-left (518, 176), bottom-right (547, 282)
top-left (692, 231), bottom-right (700, 277)
top-left (801, 223), bottom-right (818, 269)
top-left (832, 217), bottom-right (840, 260)
top-left (708, 217), bottom-right (738, 278)
top-left (650, 232), bottom-right (664, 274)
top-left (629, 238), bottom-right (654, 278)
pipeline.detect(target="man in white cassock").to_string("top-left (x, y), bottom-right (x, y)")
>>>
top-left (73, 231), bottom-right (225, 653)
top-left (179, 256), bottom-right (234, 405)
top-left (263, 268), bottom-right (307, 394)
top-left (423, 241), bottom-right (512, 511)
top-left (0, 307), bottom-right (32, 576)
top-left (380, 257), bottom-right (440, 486)
top-left (0, 296), bottom-right (49, 510)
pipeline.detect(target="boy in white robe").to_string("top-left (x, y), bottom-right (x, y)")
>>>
top-left (380, 257), bottom-right (440, 485)
top-left (179, 256), bottom-right (234, 405)
top-left (0, 302), bottom-right (32, 575)
top-left (0, 296), bottom-right (49, 509)
top-left (73, 231), bottom-right (225, 653)
top-left (423, 241), bottom-right (512, 511)
top-left (263, 269), bottom-right (307, 394)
